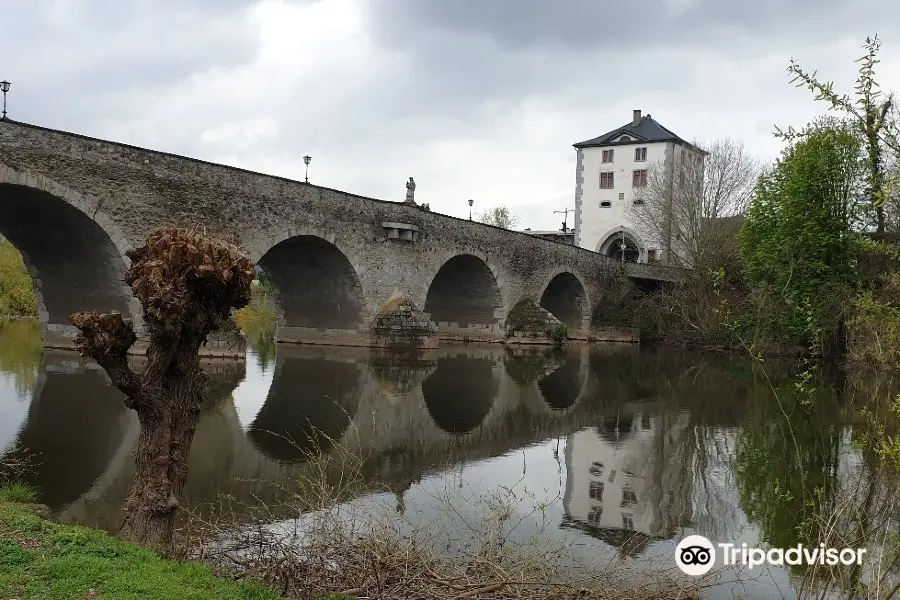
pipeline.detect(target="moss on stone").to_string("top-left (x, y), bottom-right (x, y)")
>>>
top-left (505, 298), bottom-right (568, 346)
top-left (503, 348), bottom-right (567, 385)
top-left (372, 296), bottom-right (436, 340)
top-left (505, 298), bottom-right (549, 335)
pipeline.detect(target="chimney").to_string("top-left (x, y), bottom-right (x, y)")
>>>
top-left (632, 109), bottom-right (642, 125)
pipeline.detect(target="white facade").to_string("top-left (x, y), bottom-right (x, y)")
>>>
top-left (562, 411), bottom-right (694, 552)
top-left (572, 110), bottom-right (704, 265)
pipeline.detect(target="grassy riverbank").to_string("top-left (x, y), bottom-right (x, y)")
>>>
top-left (0, 495), bottom-right (285, 600)
top-left (0, 485), bottom-right (703, 600)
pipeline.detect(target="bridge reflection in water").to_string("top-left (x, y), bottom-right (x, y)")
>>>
top-left (0, 341), bottom-right (763, 557)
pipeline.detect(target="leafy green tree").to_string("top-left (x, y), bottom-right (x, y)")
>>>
top-left (778, 35), bottom-right (898, 232)
top-left (476, 206), bottom-right (520, 230)
top-left (741, 122), bottom-right (863, 348)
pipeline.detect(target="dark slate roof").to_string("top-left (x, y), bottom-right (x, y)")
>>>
top-left (559, 517), bottom-right (654, 557)
top-left (574, 114), bottom-right (705, 154)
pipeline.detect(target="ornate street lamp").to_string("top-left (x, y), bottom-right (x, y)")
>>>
top-left (468, 198), bottom-right (474, 220)
top-left (1, 81), bottom-right (10, 120)
top-left (303, 155), bottom-right (312, 184)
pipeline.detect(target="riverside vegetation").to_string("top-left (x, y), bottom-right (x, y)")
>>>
top-left (605, 35), bottom-right (900, 597)
top-left (0, 240), bottom-right (37, 320)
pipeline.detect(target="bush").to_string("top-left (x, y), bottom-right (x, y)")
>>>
top-left (0, 483), bottom-right (38, 504)
top-left (847, 271), bottom-right (900, 371)
top-left (234, 279), bottom-right (277, 334)
top-left (0, 241), bottom-right (37, 319)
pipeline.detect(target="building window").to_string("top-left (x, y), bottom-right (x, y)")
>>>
top-left (634, 147), bottom-right (647, 161)
top-left (587, 505), bottom-right (603, 524)
top-left (589, 461), bottom-right (604, 476)
top-left (589, 481), bottom-right (604, 500)
top-left (618, 193), bottom-right (624, 201)
top-left (622, 513), bottom-right (635, 530)
top-left (600, 201), bottom-right (611, 208)
top-left (621, 489), bottom-right (638, 507)
top-left (632, 170), bottom-right (647, 187)
top-left (600, 172), bottom-right (614, 189)
top-left (647, 249), bottom-right (658, 263)
top-left (602, 149), bottom-right (614, 163)
top-left (608, 469), bottom-right (616, 484)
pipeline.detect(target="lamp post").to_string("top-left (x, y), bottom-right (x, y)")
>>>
top-left (468, 198), bottom-right (474, 220)
top-left (554, 208), bottom-right (573, 233)
top-left (303, 155), bottom-right (311, 184)
top-left (0, 81), bottom-right (10, 120)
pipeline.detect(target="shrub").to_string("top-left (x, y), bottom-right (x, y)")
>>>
top-left (0, 241), bottom-right (37, 319)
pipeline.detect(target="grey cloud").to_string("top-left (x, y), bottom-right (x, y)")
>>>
top-left (367, 0), bottom-right (894, 53)
top-left (320, 0), bottom-right (900, 155)
top-left (2, 1), bottom-right (260, 131)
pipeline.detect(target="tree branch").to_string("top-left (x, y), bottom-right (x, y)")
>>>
top-left (69, 310), bottom-right (141, 403)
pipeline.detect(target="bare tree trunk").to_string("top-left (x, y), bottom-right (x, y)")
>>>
top-left (69, 227), bottom-right (255, 555)
top-left (120, 353), bottom-right (206, 549)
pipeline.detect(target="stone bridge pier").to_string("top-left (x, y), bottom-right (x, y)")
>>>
top-left (0, 120), bottom-right (677, 354)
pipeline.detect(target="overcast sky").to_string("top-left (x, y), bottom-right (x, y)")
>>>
top-left (3, 1), bottom-right (898, 230)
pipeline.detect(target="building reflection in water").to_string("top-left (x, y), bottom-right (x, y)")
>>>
top-left (561, 410), bottom-right (695, 557)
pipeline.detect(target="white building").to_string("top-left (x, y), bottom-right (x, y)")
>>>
top-left (561, 411), bottom-right (695, 556)
top-left (572, 109), bottom-right (705, 264)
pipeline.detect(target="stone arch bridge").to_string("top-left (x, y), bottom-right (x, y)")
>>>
top-left (0, 120), bottom-right (678, 352)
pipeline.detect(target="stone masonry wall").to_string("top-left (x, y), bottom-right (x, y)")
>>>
top-left (0, 120), bottom-right (659, 347)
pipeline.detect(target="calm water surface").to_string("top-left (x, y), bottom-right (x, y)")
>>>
top-left (0, 320), bottom-right (880, 599)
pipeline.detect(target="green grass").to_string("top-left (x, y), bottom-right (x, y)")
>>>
top-left (0, 484), bottom-right (38, 504)
top-left (0, 502), bottom-right (281, 600)
top-left (0, 241), bottom-right (37, 319)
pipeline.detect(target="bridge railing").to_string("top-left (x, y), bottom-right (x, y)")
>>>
top-left (622, 262), bottom-right (688, 282)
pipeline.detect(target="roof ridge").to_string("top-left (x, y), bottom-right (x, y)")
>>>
top-left (573, 113), bottom-right (699, 149)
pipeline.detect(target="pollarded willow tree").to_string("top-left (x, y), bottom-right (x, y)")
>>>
top-left (69, 226), bottom-right (255, 552)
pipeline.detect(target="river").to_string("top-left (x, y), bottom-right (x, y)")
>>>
top-left (0, 319), bottom-right (895, 599)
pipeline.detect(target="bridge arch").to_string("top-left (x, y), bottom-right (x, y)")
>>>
top-left (247, 354), bottom-right (362, 463)
top-left (537, 354), bottom-right (587, 412)
top-left (421, 356), bottom-right (498, 434)
top-left (538, 269), bottom-right (590, 333)
top-left (0, 168), bottom-right (137, 347)
top-left (425, 252), bottom-right (504, 338)
top-left (11, 358), bottom-right (132, 510)
top-left (597, 226), bottom-right (646, 264)
top-left (254, 230), bottom-right (368, 337)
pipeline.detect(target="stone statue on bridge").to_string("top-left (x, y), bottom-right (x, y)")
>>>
top-left (404, 177), bottom-right (416, 205)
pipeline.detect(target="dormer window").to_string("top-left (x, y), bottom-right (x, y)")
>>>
top-left (602, 149), bottom-right (614, 163)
